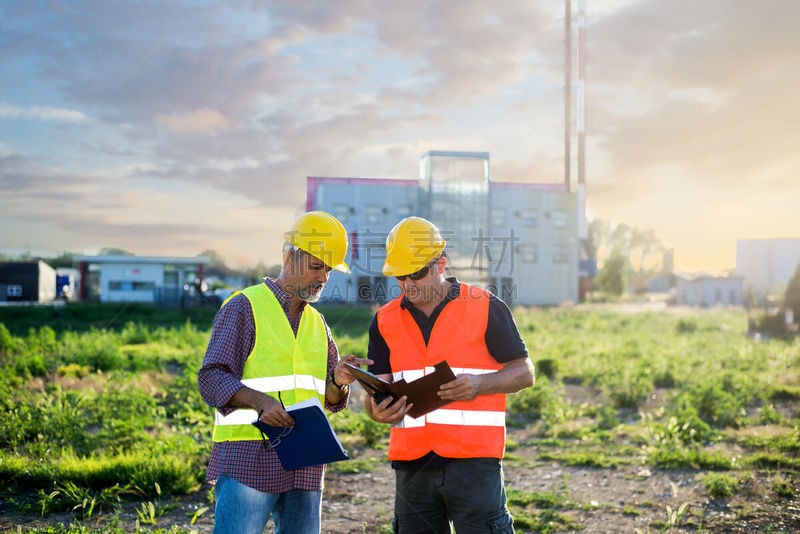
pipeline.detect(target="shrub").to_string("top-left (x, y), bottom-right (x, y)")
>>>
top-left (0, 323), bottom-right (16, 355)
top-left (28, 325), bottom-right (59, 357)
top-left (672, 405), bottom-right (714, 443)
top-left (758, 402), bottom-right (781, 424)
top-left (606, 370), bottom-right (653, 410)
top-left (702, 472), bottom-right (738, 499)
top-left (14, 352), bottom-right (48, 379)
top-left (120, 321), bottom-right (152, 344)
top-left (676, 318), bottom-right (698, 333)
top-left (749, 312), bottom-right (789, 338)
top-left (653, 367), bottom-right (677, 388)
top-left (57, 363), bottom-right (91, 378)
top-left (596, 406), bottom-right (620, 430)
top-left (692, 382), bottom-right (744, 429)
top-left (536, 358), bottom-right (558, 379)
top-left (357, 413), bottom-right (388, 448)
top-left (773, 475), bottom-right (795, 499)
top-left (507, 376), bottom-right (554, 421)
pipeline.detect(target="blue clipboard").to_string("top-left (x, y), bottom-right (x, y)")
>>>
top-left (252, 397), bottom-right (348, 470)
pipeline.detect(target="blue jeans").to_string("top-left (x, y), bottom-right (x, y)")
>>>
top-left (213, 475), bottom-right (322, 534)
top-left (393, 458), bottom-right (514, 534)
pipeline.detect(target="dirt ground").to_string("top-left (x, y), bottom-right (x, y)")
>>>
top-left (4, 424), bottom-right (798, 534)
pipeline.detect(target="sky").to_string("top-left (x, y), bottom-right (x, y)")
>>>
top-left (1, 0), bottom-right (798, 273)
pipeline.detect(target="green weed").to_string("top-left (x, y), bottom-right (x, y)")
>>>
top-left (0, 304), bottom-right (798, 531)
top-left (772, 474), bottom-right (795, 498)
top-left (506, 486), bottom-right (583, 533)
top-left (702, 472), bottom-right (739, 499)
top-left (665, 502), bottom-right (689, 527)
top-left (190, 505), bottom-right (210, 525)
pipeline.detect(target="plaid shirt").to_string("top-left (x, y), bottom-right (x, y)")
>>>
top-left (198, 278), bottom-right (346, 492)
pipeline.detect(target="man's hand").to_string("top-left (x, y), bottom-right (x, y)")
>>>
top-left (437, 374), bottom-right (483, 401)
top-left (332, 354), bottom-right (373, 386)
top-left (438, 358), bottom-right (535, 401)
top-left (368, 394), bottom-right (412, 424)
top-left (229, 386), bottom-right (294, 427)
top-left (255, 393), bottom-right (295, 428)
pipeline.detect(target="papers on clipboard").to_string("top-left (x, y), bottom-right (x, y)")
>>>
top-left (344, 360), bottom-right (457, 419)
top-left (251, 397), bottom-right (348, 470)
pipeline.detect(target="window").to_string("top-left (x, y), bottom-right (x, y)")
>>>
top-left (6, 285), bottom-right (22, 297)
top-left (517, 244), bottom-right (538, 264)
top-left (365, 205), bottom-right (384, 224)
top-left (109, 281), bottom-right (155, 291)
top-left (396, 205), bottom-right (412, 217)
top-left (549, 209), bottom-right (568, 228)
top-left (163, 271), bottom-right (178, 289)
top-left (332, 204), bottom-right (351, 223)
top-left (490, 208), bottom-right (506, 227)
top-left (517, 208), bottom-right (537, 227)
top-left (552, 244), bottom-right (570, 264)
top-left (133, 281), bottom-right (155, 291)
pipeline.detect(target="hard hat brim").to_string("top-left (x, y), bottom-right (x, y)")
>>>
top-left (332, 261), bottom-right (350, 274)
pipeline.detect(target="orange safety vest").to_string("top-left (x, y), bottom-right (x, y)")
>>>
top-left (377, 283), bottom-right (507, 460)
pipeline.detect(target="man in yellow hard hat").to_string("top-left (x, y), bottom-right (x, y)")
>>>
top-left (198, 211), bottom-right (371, 534)
top-left (364, 216), bottom-right (535, 534)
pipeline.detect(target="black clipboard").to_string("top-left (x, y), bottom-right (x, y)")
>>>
top-left (252, 397), bottom-right (348, 470)
top-left (344, 360), bottom-right (457, 419)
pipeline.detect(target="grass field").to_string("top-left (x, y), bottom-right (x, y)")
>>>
top-left (0, 302), bottom-right (797, 533)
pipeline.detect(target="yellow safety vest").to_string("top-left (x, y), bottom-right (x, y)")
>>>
top-left (212, 283), bottom-right (329, 442)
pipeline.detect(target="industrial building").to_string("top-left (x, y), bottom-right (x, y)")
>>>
top-left (75, 255), bottom-right (210, 306)
top-left (675, 274), bottom-right (743, 308)
top-left (308, 151), bottom-right (591, 306)
top-left (735, 239), bottom-right (800, 299)
top-left (0, 261), bottom-right (57, 303)
top-left (307, 4), bottom-right (594, 306)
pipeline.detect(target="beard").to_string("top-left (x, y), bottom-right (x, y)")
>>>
top-left (297, 283), bottom-right (324, 303)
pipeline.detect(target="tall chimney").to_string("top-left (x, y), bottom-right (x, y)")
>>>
top-left (576, 0), bottom-right (587, 240)
top-left (564, 0), bottom-right (572, 191)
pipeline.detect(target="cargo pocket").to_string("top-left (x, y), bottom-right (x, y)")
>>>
top-left (486, 506), bottom-right (515, 533)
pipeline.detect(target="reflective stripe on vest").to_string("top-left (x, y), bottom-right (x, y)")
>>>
top-left (394, 408), bottom-right (506, 429)
top-left (212, 284), bottom-right (328, 442)
top-left (213, 375), bottom-right (327, 426)
top-left (378, 283), bottom-right (507, 460)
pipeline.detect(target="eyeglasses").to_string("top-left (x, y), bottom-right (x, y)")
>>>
top-left (260, 425), bottom-right (292, 449)
top-left (257, 391), bottom-right (293, 450)
top-left (396, 259), bottom-right (436, 282)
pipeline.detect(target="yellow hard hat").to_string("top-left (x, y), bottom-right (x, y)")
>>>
top-left (383, 217), bottom-right (446, 277)
top-left (285, 211), bottom-right (350, 273)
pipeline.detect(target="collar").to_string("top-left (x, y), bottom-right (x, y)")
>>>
top-left (400, 276), bottom-right (461, 310)
top-left (264, 277), bottom-right (306, 316)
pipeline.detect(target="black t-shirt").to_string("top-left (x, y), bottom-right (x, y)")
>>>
top-left (366, 277), bottom-right (528, 470)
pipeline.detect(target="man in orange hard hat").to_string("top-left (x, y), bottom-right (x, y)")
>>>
top-left (199, 211), bottom-right (371, 534)
top-left (364, 216), bottom-right (535, 534)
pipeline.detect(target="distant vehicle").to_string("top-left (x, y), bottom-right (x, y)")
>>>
top-left (212, 287), bottom-right (236, 304)
top-left (56, 272), bottom-right (77, 301)
top-left (180, 279), bottom-right (222, 308)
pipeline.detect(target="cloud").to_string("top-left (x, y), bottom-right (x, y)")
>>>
top-left (2, 0), bottom-right (798, 271)
top-left (587, 0), bottom-right (800, 199)
top-left (0, 103), bottom-right (89, 122)
top-left (156, 107), bottom-right (228, 133)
